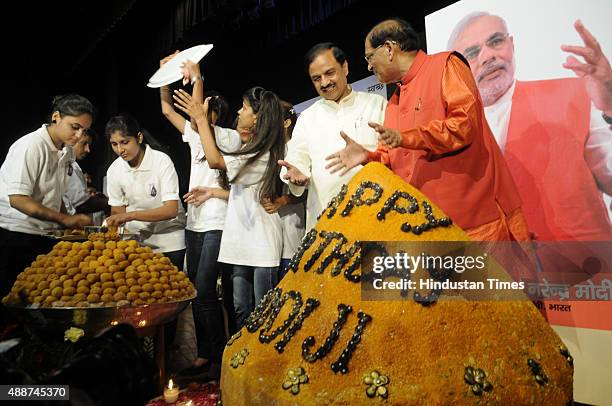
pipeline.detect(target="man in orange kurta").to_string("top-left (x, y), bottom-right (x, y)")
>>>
top-left (326, 18), bottom-right (529, 242)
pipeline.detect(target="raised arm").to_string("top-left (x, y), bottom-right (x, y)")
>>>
top-left (562, 20), bottom-right (612, 116)
top-left (183, 59), bottom-right (204, 133)
top-left (159, 51), bottom-right (187, 133)
top-left (173, 90), bottom-right (227, 170)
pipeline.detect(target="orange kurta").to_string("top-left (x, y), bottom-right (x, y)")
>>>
top-left (368, 51), bottom-right (527, 241)
top-left (506, 79), bottom-right (612, 242)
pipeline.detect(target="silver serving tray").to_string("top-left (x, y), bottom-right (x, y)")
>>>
top-left (5, 293), bottom-right (195, 336)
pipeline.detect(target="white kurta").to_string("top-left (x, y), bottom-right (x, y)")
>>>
top-left (280, 90), bottom-right (387, 230)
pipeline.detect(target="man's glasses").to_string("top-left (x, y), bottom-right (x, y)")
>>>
top-left (364, 41), bottom-right (398, 64)
top-left (462, 32), bottom-right (510, 61)
top-left (364, 44), bottom-right (384, 64)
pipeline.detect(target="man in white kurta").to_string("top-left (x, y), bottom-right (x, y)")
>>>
top-left (280, 43), bottom-right (386, 230)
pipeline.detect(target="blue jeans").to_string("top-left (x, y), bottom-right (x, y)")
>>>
top-left (278, 258), bottom-right (291, 280)
top-left (232, 265), bottom-right (278, 329)
top-left (185, 229), bottom-right (233, 361)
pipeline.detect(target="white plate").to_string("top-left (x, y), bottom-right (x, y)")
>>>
top-left (147, 44), bottom-right (213, 88)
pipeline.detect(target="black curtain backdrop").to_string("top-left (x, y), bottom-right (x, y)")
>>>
top-left (2, 0), bottom-right (456, 197)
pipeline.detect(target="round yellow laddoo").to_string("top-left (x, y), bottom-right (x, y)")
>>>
top-left (100, 273), bottom-right (113, 283)
top-left (3, 234), bottom-right (195, 308)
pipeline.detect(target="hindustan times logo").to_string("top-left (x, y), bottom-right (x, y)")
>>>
top-left (372, 252), bottom-right (487, 274)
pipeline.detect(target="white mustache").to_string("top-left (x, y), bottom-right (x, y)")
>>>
top-left (477, 62), bottom-right (506, 83)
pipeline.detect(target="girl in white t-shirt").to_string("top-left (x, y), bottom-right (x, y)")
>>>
top-left (158, 55), bottom-right (237, 377)
top-left (174, 86), bottom-right (286, 329)
top-left (104, 114), bottom-right (186, 268)
top-left (261, 101), bottom-right (306, 280)
top-left (0, 94), bottom-right (95, 297)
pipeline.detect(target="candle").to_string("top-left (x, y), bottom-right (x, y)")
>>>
top-left (164, 379), bottom-right (179, 403)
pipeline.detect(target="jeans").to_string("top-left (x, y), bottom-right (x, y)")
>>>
top-left (185, 229), bottom-right (233, 361)
top-left (278, 258), bottom-right (291, 281)
top-left (232, 265), bottom-right (278, 329)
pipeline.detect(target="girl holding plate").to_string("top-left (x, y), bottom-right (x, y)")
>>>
top-left (175, 86), bottom-right (285, 329)
top-left (159, 55), bottom-right (238, 377)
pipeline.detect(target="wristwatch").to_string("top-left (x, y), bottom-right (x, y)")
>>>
top-left (603, 112), bottom-right (612, 125)
top-left (191, 74), bottom-right (204, 84)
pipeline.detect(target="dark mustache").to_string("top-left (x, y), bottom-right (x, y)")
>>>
top-left (477, 62), bottom-right (506, 83)
top-left (321, 84), bottom-right (334, 91)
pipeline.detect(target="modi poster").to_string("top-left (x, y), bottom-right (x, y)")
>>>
top-left (425, 0), bottom-right (612, 403)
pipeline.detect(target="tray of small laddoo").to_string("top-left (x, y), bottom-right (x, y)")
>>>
top-left (2, 233), bottom-right (195, 336)
top-left (47, 228), bottom-right (88, 241)
top-left (46, 225), bottom-right (139, 242)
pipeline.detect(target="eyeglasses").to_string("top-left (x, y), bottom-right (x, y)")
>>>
top-left (364, 44), bottom-right (384, 64)
top-left (364, 41), bottom-right (397, 64)
top-left (462, 32), bottom-right (510, 61)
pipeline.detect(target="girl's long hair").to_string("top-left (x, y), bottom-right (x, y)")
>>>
top-left (225, 86), bottom-right (285, 202)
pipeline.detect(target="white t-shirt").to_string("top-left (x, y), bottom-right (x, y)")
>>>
top-left (278, 185), bottom-right (306, 259)
top-left (106, 145), bottom-right (186, 253)
top-left (0, 125), bottom-right (74, 235)
top-left (281, 90), bottom-right (387, 230)
top-left (182, 122), bottom-right (241, 232)
top-left (63, 161), bottom-right (89, 215)
top-left (217, 129), bottom-right (283, 267)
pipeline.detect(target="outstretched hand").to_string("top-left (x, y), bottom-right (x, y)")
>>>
top-left (173, 89), bottom-right (209, 122)
top-left (561, 20), bottom-right (612, 114)
top-left (278, 160), bottom-right (309, 186)
top-left (105, 213), bottom-right (132, 227)
top-left (183, 186), bottom-right (214, 207)
top-left (324, 131), bottom-right (368, 176)
top-left (63, 214), bottom-right (93, 228)
top-left (368, 122), bottom-right (402, 148)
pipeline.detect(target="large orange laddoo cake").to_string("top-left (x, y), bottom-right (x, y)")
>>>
top-left (220, 163), bottom-right (573, 405)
